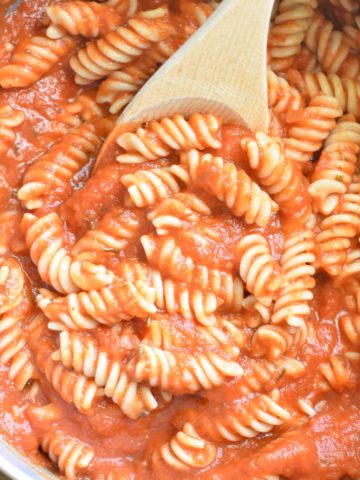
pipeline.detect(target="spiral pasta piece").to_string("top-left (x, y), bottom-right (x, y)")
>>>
top-left (0, 310), bottom-right (37, 391)
top-left (284, 94), bottom-right (342, 163)
top-left (268, 0), bottom-right (318, 72)
top-left (71, 207), bottom-right (141, 255)
top-left (0, 36), bottom-right (77, 88)
top-left (141, 235), bottom-right (243, 311)
top-left (0, 105), bottom-right (25, 155)
top-left (41, 431), bottom-right (94, 479)
top-left (177, 150), bottom-right (278, 226)
top-left (52, 330), bottom-right (162, 419)
top-left (69, 7), bottom-right (174, 85)
top-left (0, 257), bottom-right (25, 314)
top-left (252, 323), bottom-right (308, 360)
top-left (154, 423), bottom-right (217, 471)
top-left (57, 89), bottom-right (110, 129)
top-left (308, 116), bottom-right (360, 214)
top-left (289, 70), bottom-right (360, 120)
top-left (37, 279), bottom-right (156, 330)
top-left (21, 213), bottom-right (114, 293)
top-left (116, 114), bottom-right (222, 163)
top-left (315, 189), bottom-right (360, 275)
top-left (132, 344), bottom-right (243, 394)
top-left (18, 124), bottom-right (102, 210)
top-left (106, 0), bottom-right (138, 16)
top-left (340, 312), bottom-right (360, 347)
top-left (272, 229), bottom-right (315, 328)
top-left (46, 1), bottom-right (123, 39)
top-left (147, 193), bottom-right (211, 235)
top-left (97, 56), bottom-right (158, 114)
top-left (242, 132), bottom-right (310, 217)
top-left (267, 70), bottom-right (303, 116)
top-left (205, 392), bottom-right (290, 442)
top-left (319, 354), bottom-right (358, 391)
top-left (305, 13), bottom-right (360, 78)
top-left (121, 167), bottom-right (185, 207)
top-left (237, 234), bottom-right (282, 305)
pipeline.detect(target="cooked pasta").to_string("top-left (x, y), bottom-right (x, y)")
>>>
top-left (153, 423), bottom-right (217, 471)
top-left (268, 0), bottom-right (318, 72)
top-left (52, 330), bottom-right (163, 419)
top-left (116, 113), bottom-right (222, 163)
top-left (305, 13), bottom-right (360, 78)
top-left (46, 1), bottom-right (124, 39)
top-left (272, 228), bottom-right (315, 327)
top-left (147, 193), bottom-right (211, 235)
top-left (284, 94), bottom-right (343, 163)
top-left (41, 431), bottom-right (94, 479)
top-left (308, 115), bottom-right (360, 214)
top-left (37, 278), bottom-right (156, 330)
top-left (131, 343), bottom-right (243, 394)
top-left (69, 7), bottom-right (174, 85)
top-left (1, 1), bottom-right (360, 479)
top-left (141, 235), bottom-right (244, 310)
top-left (0, 35), bottom-right (77, 88)
top-left (289, 70), bottom-right (360, 120)
top-left (177, 150), bottom-right (278, 226)
top-left (21, 213), bottom-right (114, 293)
top-left (121, 167), bottom-right (185, 207)
top-left (237, 234), bottom-right (282, 304)
top-left (241, 131), bottom-right (310, 217)
top-left (18, 124), bottom-right (102, 210)
top-left (199, 392), bottom-right (291, 443)
top-left (0, 105), bottom-right (25, 155)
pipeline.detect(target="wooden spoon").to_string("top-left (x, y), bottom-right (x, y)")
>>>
top-left (95, 0), bottom-right (274, 170)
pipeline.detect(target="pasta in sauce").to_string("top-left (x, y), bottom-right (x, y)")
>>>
top-left (0, 0), bottom-right (359, 479)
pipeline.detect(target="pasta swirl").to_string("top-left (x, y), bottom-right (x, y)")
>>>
top-left (177, 150), bottom-right (278, 226)
top-left (153, 423), bottom-right (217, 471)
top-left (69, 7), bottom-right (174, 85)
top-left (0, 105), bottom-right (25, 155)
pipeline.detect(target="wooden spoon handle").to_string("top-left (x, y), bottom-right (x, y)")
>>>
top-left (120, 0), bottom-right (274, 130)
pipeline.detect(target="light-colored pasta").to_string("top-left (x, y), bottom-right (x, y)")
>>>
top-left (241, 131), bottom-right (310, 217)
top-left (236, 234), bottom-right (282, 305)
top-left (177, 150), bottom-right (278, 226)
top-left (305, 13), bottom-right (360, 78)
top-left (0, 35), bottom-right (77, 88)
top-left (52, 330), bottom-right (164, 419)
top-left (57, 89), bottom-right (110, 129)
top-left (21, 213), bottom-right (114, 293)
top-left (105, 0), bottom-right (138, 16)
top-left (132, 343), bottom-right (243, 394)
top-left (284, 93), bottom-right (342, 163)
top-left (0, 105), bottom-right (25, 155)
top-left (267, 69), bottom-right (303, 116)
top-left (316, 184), bottom-right (360, 275)
top-left (288, 70), bottom-right (360, 120)
top-left (308, 115), bottom-right (360, 214)
top-left (147, 193), bottom-right (211, 235)
top-left (272, 228), bottom-right (315, 327)
top-left (319, 354), bottom-right (358, 391)
top-left (69, 7), bottom-right (174, 85)
top-left (121, 167), bottom-right (185, 208)
top-left (203, 392), bottom-right (290, 442)
top-left (46, 1), bottom-right (123, 39)
top-left (340, 312), bottom-right (360, 347)
top-left (268, 0), bottom-right (318, 72)
top-left (0, 257), bottom-right (25, 314)
top-left (18, 124), bottom-right (102, 210)
top-left (116, 113), bottom-right (222, 163)
top-left (41, 431), bottom-right (94, 479)
top-left (71, 207), bottom-right (141, 255)
top-left (37, 279), bottom-right (156, 330)
top-left (252, 323), bottom-right (308, 360)
top-left (0, 309), bottom-right (37, 391)
top-left (153, 423), bottom-right (217, 471)
top-left (141, 235), bottom-right (243, 310)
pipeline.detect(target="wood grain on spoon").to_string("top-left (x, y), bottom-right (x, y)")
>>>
top-left (95, 0), bottom-right (274, 171)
